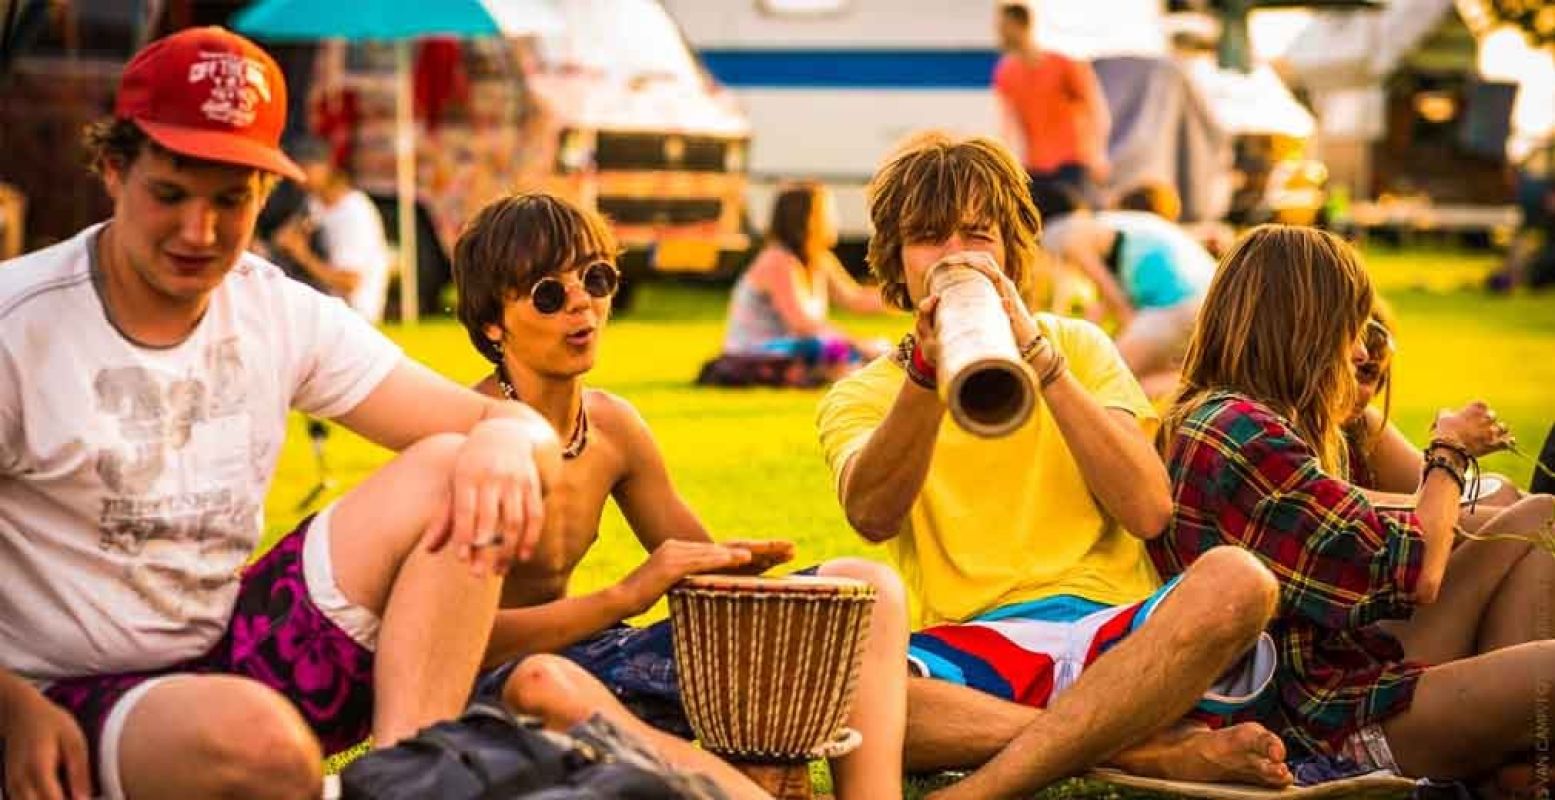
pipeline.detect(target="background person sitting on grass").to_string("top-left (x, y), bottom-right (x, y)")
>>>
top-left (1040, 189), bottom-right (1217, 399)
top-left (711, 182), bottom-right (891, 386)
top-left (451, 191), bottom-right (911, 800)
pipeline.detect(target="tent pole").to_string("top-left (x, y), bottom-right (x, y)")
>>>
top-left (396, 39), bottom-right (419, 324)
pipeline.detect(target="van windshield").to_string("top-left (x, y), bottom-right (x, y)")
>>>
top-left (530, 0), bottom-right (699, 84)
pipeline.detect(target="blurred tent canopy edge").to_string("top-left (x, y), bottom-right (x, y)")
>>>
top-left (232, 0), bottom-right (564, 324)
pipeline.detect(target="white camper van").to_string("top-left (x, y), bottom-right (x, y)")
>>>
top-left (660, 0), bottom-right (1169, 255)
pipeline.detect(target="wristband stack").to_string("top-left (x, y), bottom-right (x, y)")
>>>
top-left (1422, 437), bottom-right (1479, 512)
top-left (896, 333), bottom-right (937, 391)
top-left (1019, 335), bottom-right (1067, 389)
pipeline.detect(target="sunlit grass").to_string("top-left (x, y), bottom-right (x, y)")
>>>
top-left (283, 245), bottom-right (1554, 795)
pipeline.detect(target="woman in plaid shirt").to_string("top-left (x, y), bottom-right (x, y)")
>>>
top-left (1150, 225), bottom-right (1553, 786)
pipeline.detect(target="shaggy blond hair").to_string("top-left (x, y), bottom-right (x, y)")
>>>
top-left (865, 131), bottom-right (1044, 311)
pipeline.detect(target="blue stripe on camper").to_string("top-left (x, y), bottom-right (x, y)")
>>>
top-left (698, 49), bottom-right (1000, 89)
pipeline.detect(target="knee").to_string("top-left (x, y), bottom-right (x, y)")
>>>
top-left (1184, 547), bottom-right (1279, 641)
top-left (500, 654), bottom-right (579, 716)
top-left (819, 558), bottom-right (909, 631)
top-left (196, 679), bottom-right (323, 799)
top-left (1511, 493), bottom-right (1554, 528)
top-left (399, 432), bottom-right (468, 478)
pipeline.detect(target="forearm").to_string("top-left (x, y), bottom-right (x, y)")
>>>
top-left (1042, 372), bottom-right (1172, 537)
top-left (485, 586), bottom-right (639, 666)
top-left (1410, 470), bottom-right (1461, 604)
top-left (291, 248), bottom-right (361, 295)
top-left (841, 382), bottom-right (945, 541)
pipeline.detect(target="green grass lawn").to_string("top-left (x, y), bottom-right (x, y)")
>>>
top-left (283, 245), bottom-right (1553, 795)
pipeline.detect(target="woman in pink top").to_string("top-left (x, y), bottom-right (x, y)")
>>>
top-left (720, 182), bottom-right (889, 380)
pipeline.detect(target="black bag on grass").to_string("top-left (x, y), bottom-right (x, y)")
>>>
top-left (339, 701), bottom-right (725, 800)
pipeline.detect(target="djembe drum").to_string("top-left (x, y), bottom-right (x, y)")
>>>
top-left (668, 574), bottom-right (877, 800)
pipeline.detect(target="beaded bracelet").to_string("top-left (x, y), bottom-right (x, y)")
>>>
top-left (896, 333), bottom-right (937, 391)
top-left (1038, 352), bottom-right (1067, 389)
top-left (908, 342), bottom-right (938, 390)
top-left (1019, 334), bottom-right (1048, 363)
top-left (1421, 438), bottom-right (1481, 512)
top-left (1423, 454), bottom-right (1467, 493)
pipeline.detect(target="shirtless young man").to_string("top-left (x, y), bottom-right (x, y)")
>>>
top-left (450, 192), bottom-right (910, 800)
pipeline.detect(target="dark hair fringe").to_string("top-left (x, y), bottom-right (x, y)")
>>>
top-left (452, 192), bottom-right (620, 364)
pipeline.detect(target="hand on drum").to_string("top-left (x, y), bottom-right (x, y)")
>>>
top-left (929, 251), bottom-right (1044, 356)
top-left (718, 538), bottom-right (796, 575)
top-left (1433, 401), bottom-right (1515, 458)
top-left (623, 540), bottom-right (756, 615)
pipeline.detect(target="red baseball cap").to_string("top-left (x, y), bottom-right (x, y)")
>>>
top-left (115, 27), bottom-right (304, 182)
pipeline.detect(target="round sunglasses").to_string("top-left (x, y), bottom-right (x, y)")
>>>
top-left (529, 261), bottom-right (620, 314)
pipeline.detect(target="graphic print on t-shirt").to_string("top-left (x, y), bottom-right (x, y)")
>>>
top-left (91, 336), bottom-right (257, 619)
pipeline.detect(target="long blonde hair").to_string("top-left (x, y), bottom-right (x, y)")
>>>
top-left (1164, 225), bottom-right (1374, 473)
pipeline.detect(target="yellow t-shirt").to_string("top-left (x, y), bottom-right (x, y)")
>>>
top-left (816, 314), bottom-right (1161, 628)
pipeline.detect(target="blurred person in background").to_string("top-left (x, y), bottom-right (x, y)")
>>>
top-left (1041, 190), bottom-right (1216, 399)
top-left (717, 182), bottom-right (891, 383)
top-left (1116, 179), bottom-right (1234, 257)
top-left (993, 1), bottom-right (1111, 217)
top-left (273, 136), bottom-right (391, 323)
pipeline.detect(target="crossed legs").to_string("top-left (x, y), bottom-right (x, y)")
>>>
top-left (918, 546), bottom-right (1284, 800)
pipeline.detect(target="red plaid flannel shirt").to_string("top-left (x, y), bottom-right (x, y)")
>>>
top-left (1149, 392), bottom-right (1428, 755)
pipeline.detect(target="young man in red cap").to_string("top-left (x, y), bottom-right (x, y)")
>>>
top-left (0, 27), bottom-right (562, 800)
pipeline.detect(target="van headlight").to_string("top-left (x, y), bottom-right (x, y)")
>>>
top-left (724, 140), bottom-right (747, 173)
top-left (558, 129), bottom-right (594, 173)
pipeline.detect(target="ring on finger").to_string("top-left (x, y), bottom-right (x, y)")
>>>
top-left (472, 532), bottom-right (502, 548)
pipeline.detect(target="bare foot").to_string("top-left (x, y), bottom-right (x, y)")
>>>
top-left (1112, 722), bottom-right (1293, 788)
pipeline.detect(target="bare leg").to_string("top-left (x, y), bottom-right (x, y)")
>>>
top-left (118, 676), bottom-right (323, 799)
top-left (328, 433), bottom-right (506, 746)
top-left (1383, 641), bottom-right (1555, 778)
top-left (502, 655), bottom-right (770, 800)
top-left (905, 678), bottom-right (1034, 772)
top-left (816, 558), bottom-right (908, 800)
top-left (926, 548), bottom-right (1281, 799)
top-left (1476, 539), bottom-right (1554, 652)
top-left (1387, 495), bottom-right (1554, 664)
top-left (906, 671), bottom-right (1288, 786)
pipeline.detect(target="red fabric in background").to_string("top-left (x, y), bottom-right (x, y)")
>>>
top-left (414, 38), bottom-right (468, 134)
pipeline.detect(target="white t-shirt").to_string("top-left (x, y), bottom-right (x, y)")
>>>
top-left (312, 189), bottom-right (391, 323)
top-left (0, 224), bottom-right (401, 682)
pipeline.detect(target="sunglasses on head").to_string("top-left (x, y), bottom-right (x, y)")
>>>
top-left (1356, 319), bottom-right (1394, 386)
top-left (1363, 318), bottom-right (1394, 358)
top-left (528, 261), bottom-right (620, 314)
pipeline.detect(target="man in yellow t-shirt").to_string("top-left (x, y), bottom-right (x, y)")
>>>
top-left (818, 132), bottom-right (1290, 798)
